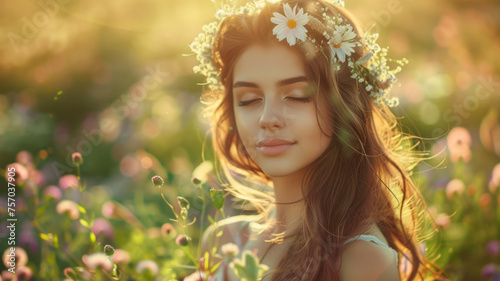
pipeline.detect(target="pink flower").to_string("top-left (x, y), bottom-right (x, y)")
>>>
top-left (161, 223), bottom-right (176, 237)
top-left (5, 163), bottom-right (29, 184)
top-left (2, 247), bottom-right (28, 268)
top-left (489, 163), bottom-right (500, 193)
top-left (82, 253), bottom-right (112, 271)
top-left (112, 249), bottom-right (131, 264)
top-left (72, 152), bottom-right (83, 166)
top-left (56, 200), bottom-right (80, 219)
top-left (445, 179), bottom-right (465, 200)
top-left (20, 231), bottom-right (38, 254)
top-left (29, 169), bottom-right (45, 186)
top-left (486, 240), bottom-right (500, 257)
top-left (16, 151), bottom-right (33, 166)
top-left (17, 266), bottom-right (33, 280)
top-left (482, 264), bottom-right (496, 279)
top-left (446, 127), bottom-right (472, 163)
top-left (136, 260), bottom-right (159, 275)
top-left (43, 185), bottom-right (62, 201)
top-left (435, 213), bottom-right (451, 229)
top-left (91, 218), bottom-right (114, 239)
top-left (101, 201), bottom-right (117, 218)
top-left (176, 235), bottom-right (189, 246)
top-left (59, 174), bottom-right (79, 190)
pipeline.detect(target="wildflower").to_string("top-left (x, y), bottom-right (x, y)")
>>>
top-left (221, 243), bottom-right (240, 258)
top-left (191, 176), bottom-right (202, 185)
top-left (19, 227), bottom-right (38, 254)
top-left (445, 179), bottom-right (464, 200)
top-left (192, 161), bottom-right (214, 184)
top-left (176, 234), bottom-right (189, 246)
top-left (151, 175), bottom-right (164, 187)
top-left (446, 127), bottom-right (472, 163)
top-left (467, 185), bottom-right (476, 196)
top-left (101, 201), bottom-right (117, 218)
top-left (82, 253), bottom-right (112, 271)
top-left (5, 163), bottom-right (29, 184)
top-left (486, 240), bottom-right (500, 257)
top-left (64, 267), bottom-right (77, 279)
top-left (72, 152), bottom-right (83, 166)
top-left (43, 185), bottom-right (62, 201)
top-left (271, 3), bottom-right (309, 46)
top-left (329, 25), bottom-right (357, 63)
top-left (2, 247), bottom-right (28, 268)
top-left (136, 260), bottom-right (159, 276)
top-left (480, 193), bottom-right (491, 209)
top-left (482, 264), bottom-right (496, 279)
top-left (112, 249), bottom-right (131, 264)
top-left (17, 266), bottom-right (33, 280)
top-left (56, 200), bottom-right (80, 220)
top-left (16, 151), bottom-right (33, 166)
top-left (161, 223), bottom-right (176, 237)
top-left (435, 213), bottom-right (450, 229)
top-left (92, 218), bottom-right (114, 239)
top-left (104, 245), bottom-right (115, 257)
top-left (58, 174), bottom-right (79, 190)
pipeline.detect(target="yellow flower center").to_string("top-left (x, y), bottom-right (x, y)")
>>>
top-left (333, 42), bottom-right (342, 49)
top-left (287, 19), bottom-right (297, 29)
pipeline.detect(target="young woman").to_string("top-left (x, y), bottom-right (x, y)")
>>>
top-left (189, 0), bottom-right (448, 280)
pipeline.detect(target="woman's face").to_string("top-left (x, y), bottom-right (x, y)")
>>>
top-left (232, 44), bottom-right (332, 178)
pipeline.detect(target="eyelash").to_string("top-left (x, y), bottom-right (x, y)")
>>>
top-left (237, 97), bottom-right (311, 107)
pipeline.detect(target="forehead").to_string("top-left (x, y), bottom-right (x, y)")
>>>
top-left (233, 45), bottom-right (305, 85)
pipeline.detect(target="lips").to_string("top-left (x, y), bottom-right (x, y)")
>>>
top-left (256, 137), bottom-right (296, 156)
top-left (256, 137), bottom-right (296, 147)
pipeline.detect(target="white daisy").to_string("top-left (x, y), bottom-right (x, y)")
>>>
top-left (328, 25), bottom-right (357, 62)
top-left (271, 3), bottom-right (309, 46)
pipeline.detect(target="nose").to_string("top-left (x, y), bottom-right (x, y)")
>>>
top-left (259, 98), bottom-right (285, 130)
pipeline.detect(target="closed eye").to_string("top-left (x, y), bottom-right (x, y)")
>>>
top-left (237, 97), bottom-right (311, 107)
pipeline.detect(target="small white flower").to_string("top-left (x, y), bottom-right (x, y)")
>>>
top-left (328, 25), bottom-right (357, 63)
top-left (221, 243), bottom-right (240, 258)
top-left (271, 3), bottom-right (309, 46)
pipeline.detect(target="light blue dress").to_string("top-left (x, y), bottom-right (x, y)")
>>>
top-left (209, 233), bottom-right (398, 280)
top-left (343, 234), bottom-right (399, 264)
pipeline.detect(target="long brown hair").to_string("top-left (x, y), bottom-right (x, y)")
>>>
top-left (200, 0), bottom-right (447, 280)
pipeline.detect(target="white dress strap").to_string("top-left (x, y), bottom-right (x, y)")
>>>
top-left (344, 234), bottom-right (399, 264)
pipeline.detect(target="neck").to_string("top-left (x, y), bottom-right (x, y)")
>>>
top-left (269, 168), bottom-right (306, 234)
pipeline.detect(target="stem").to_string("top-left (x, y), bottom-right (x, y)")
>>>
top-left (198, 185), bottom-right (207, 259)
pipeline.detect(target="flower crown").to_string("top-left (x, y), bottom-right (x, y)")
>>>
top-left (189, 0), bottom-right (408, 107)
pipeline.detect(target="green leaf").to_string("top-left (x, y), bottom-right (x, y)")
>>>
top-left (210, 189), bottom-right (225, 209)
top-left (90, 232), bottom-right (96, 244)
top-left (36, 200), bottom-right (51, 217)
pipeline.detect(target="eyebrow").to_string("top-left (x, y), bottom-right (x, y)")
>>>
top-left (233, 76), bottom-right (308, 88)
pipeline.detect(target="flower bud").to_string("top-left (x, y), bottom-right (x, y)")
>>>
top-left (104, 245), bottom-right (115, 256)
top-left (72, 152), bottom-right (83, 166)
top-left (151, 176), bottom-right (164, 187)
top-left (177, 196), bottom-right (190, 210)
top-left (176, 235), bottom-right (189, 246)
top-left (191, 177), bottom-right (202, 185)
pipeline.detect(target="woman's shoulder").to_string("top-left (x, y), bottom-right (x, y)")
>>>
top-left (340, 225), bottom-right (400, 281)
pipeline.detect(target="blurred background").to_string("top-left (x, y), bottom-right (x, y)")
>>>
top-left (0, 0), bottom-right (499, 280)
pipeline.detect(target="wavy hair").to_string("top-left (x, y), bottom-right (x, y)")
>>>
top-left (199, 0), bottom-right (448, 280)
